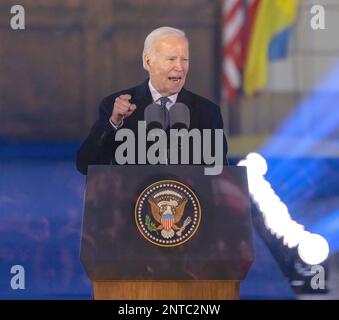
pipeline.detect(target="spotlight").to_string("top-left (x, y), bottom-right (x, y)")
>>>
top-left (298, 233), bottom-right (329, 265)
top-left (238, 153), bottom-right (329, 263)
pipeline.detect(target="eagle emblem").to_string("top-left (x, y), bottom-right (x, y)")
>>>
top-left (135, 180), bottom-right (201, 247)
top-left (148, 190), bottom-right (190, 239)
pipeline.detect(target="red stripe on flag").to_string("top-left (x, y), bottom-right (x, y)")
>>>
top-left (222, 0), bottom-right (259, 103)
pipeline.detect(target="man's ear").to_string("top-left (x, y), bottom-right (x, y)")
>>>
top-left (144, 54), bottom-right (151, 71)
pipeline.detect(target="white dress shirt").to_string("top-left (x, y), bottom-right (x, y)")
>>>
top-left (148, 80), bottom-right (178, 110)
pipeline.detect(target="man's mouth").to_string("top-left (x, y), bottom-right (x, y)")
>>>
top-left (168, 76), bottom-right (182, 82)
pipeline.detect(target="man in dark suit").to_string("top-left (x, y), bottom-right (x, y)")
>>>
top-left (76, 26), bottom-right (228, 175)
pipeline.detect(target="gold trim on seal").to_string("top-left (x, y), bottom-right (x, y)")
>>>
top-left (135, 180), bottom-right (201, 248)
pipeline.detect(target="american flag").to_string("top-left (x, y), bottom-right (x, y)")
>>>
top-left (161, 214), bottom-right (174, 230)
top-left (222, 0), bottom-right (259, 103)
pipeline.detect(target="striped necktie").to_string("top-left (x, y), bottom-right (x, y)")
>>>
top-left (159, 96), bottom-right (170, 129)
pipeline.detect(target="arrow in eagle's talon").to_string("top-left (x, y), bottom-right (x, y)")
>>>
top-left (176, 216), bottom-right (192, 236)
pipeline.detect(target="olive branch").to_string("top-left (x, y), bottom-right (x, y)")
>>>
top-left (145, 214), bottom-right (158, 234)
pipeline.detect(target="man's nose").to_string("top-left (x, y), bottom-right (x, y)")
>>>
top-left (174, 60), bottom-right (184, 71)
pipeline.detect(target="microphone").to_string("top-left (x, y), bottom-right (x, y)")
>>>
top-left (144, 103), bottom-right (168, 164)
top-left (168, 103), bottom-right (190, 162)
top-left (144, 103), bottom-right (166, 130)
top-left (169, 102), bottom-right (190, 129)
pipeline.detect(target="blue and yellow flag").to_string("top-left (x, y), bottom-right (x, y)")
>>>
top-left (244, 0), bottom-right (298, 95)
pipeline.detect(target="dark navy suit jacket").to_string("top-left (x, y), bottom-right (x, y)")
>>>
top-left (76, 80), bottom-right (228, 174)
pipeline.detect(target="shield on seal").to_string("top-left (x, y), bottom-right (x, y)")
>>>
top-left (161, 214), bottom-right (174, 230)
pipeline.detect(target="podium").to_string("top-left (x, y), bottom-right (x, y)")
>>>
top-left (80, 165), bottom-right (253, 300)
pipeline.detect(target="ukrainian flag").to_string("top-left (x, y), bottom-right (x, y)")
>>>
top-left (244, 0), bottom-right (298, 95)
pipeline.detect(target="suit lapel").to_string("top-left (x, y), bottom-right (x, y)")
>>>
top-left (177, 88), bottom-right (197, 130)
top-left (133, 79), bottom-right (153, 114)
top-left (123, 79), bottom-right (152, 129)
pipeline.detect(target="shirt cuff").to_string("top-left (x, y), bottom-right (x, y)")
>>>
top-left (109, 118), bottom-right (124, 130)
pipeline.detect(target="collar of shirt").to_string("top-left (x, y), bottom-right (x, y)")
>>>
top-left (148, 80), bottom-right (178, 110)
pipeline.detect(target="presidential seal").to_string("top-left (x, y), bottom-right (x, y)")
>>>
top-left (135, 180), bottom-right (201, 247)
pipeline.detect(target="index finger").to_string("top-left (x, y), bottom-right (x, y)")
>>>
top-left (119, 94), bottom-right (132, 101)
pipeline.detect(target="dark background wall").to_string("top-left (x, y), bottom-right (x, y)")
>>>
top-left (0, 0), bottom-right (221, 142)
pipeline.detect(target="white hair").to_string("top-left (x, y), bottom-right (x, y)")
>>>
top-left (142, 26), bottom-right (187, 70)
